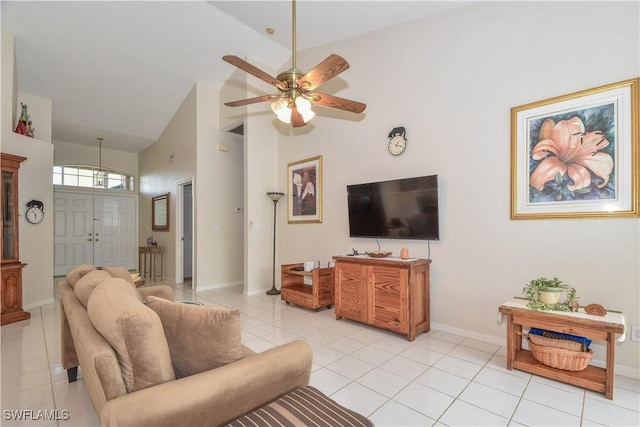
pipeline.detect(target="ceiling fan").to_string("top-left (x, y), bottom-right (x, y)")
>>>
top-left (222, 0), bottom-right (366, 127)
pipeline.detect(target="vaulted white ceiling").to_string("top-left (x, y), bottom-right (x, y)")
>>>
top-left (2, 1), bottom-right (473, 152)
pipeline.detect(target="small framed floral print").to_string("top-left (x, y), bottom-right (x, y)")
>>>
top-left (511, 78), bottom-right (639, 219)
top-left (287, 156), bottom-right (322, 223)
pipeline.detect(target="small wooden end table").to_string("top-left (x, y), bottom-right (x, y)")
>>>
top-left (138, 246), bottom-right (164, 281)
top-left (498, 297), bottom-right (625, 399)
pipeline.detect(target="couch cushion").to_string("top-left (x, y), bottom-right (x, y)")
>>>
top-left (66, 264), bottom-right (96, 288)
top-left (87, 278), bottom-right (175, 393)
top-left (146, 296), bottom-right (243, 378)
top-left (101, 266), bottom-right (136, 287)
top-left (73, 270), bottom-right (115, 307)
top-left (226, 386), bottom-right (374, 427)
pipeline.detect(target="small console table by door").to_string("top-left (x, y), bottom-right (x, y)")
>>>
top-left (498, 297), bottom-right (625, 399)
top-left (138, 246), bottom-right (164, 282)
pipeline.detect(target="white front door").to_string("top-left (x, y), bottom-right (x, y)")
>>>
top-left (54, 193), bottom-right (94, 275)
top-left (54, 192), bottom-right (137, 275)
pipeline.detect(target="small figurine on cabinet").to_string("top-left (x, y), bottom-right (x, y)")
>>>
top-left (15, 103), bottom-right (35, 138)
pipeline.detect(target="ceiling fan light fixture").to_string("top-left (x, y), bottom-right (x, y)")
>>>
top-left (271, 98), bottom-right (292, 124)
top-left (222, 0), bottom-right (365, 127)
top-left (295, 96), bottom-right (315, 122)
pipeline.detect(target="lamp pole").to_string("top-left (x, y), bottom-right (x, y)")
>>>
top-left (266, 192), bottom-right (285, 295)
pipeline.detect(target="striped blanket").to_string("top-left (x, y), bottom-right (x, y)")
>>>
top-left (227, 386), bottom-right (374, 427)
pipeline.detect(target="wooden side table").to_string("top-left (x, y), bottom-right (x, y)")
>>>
top-left (138, 246), bottom-right (164, 281)
top-left (498, 297), bottom-right (625, 399)
top-left (280, 263), bottom-right (334, 311)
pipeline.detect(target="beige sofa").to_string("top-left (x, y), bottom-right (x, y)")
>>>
top-left (58, 266), bottom-right (314, 426)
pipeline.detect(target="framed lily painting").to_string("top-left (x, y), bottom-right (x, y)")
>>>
top-left (511, 78), bottom-right (639, 219)
top-left (287, 155), bottom-right (323, 223)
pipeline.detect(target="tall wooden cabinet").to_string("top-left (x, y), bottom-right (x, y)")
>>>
top-left (1, 153), bottom-right (29, 325)
top-left (333, 256), bottom-right (431, 341)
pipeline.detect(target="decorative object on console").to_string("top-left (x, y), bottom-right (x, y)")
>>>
top-left (222, 0), bottom-right (366, 127)
top-left (584, 303), bottom-right (607, 316)
top-left (287, 156), bottom-right (322, 223)
top-left (511, 77), bottom-right (639, 219)
top-left (266, 192), bottom-right (285, 295)
top-left (400, 248), bottom-right (409, 259)
top-left (388, 126), bottom-right (407, 156)
top-left (365, 251), bottom-right (392, 258)
top-left (522, 277), bottom-right (577, 311)
top-left (25, 199), bottom-right (44, 224)
top-left (15, 103), bottom-right (34, 137)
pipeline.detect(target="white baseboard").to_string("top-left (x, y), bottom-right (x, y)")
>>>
top-left (196, 281), bottom-right (243, 292)
top-left (431, 322), bottom-right (640, 380)
top-left (246, 287), bottom-right (273, 296)
top-left (24, 298), bottom-right (55, 310)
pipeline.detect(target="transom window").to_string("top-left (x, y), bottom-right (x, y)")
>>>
top-left (53, 165), bottom-right (135, 191)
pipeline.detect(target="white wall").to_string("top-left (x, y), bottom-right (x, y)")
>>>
top-left (1, 30), bottom-right (55, 308)
top-left (221, 61), bottom-right (282, 295)
top-left (139, 82), bottom-right (245, 289)
top-left (278, 1), bottom-right (639, 374)
top-left (139, 85), bottom-right (197, 283)
top-left (54, 139), bottom-right (138, 177)
top-left (195, 82), bottom-right (244, 289)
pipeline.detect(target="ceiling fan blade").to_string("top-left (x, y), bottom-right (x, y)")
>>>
top-left (309, 93), bottom-right (366, 114)
top-left (224, 94), bottom-right (281, 107)
top-left (223, 55), bottom-right (285, 89)
top-left (290, 103), bottom-right (306, 128)
top-left (297, 54), bottom-right (350, 91)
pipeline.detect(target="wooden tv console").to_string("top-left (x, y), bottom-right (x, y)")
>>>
top-left (333, 256), bottom-right (431, 341)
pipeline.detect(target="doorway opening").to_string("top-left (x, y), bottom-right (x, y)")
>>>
top-left (175, 179), bottom-right (194, 287)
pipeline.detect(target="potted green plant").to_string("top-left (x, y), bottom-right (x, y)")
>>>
top-left (523, 277), bottom-right (577, 311)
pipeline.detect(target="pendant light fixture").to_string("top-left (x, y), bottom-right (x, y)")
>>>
top-left (95, 137), bottom-right (106, 188)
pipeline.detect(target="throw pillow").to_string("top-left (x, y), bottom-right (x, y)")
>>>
top-left (146, 296), bottom-right (243, 378)
top-left (66, 264), bottom-right (96, 288)
top-left (73, 270), bottom-right (113, 307)
top-left (87, 278), bottom-right (175, 392)
top-left (102, 266), bottom-right (136, 287)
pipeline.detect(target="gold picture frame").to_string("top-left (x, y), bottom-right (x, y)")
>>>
top-left (511, 78), bottom-right (639, 219)
top-left (287, 155), bottom-right (322, 223)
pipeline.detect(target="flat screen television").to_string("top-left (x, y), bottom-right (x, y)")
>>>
top-left (347, 174), bottom-right (439, 240)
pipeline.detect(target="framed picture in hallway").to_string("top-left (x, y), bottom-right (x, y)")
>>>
top-left (152, 193), bottom-right (170, 231)
top-left (287, 155), bottom-right (323, 223)
top-left (510, 78), bottom-right (639, 219)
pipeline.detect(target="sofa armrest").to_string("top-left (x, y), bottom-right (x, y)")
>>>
top-left (100, 340), bottom-right (312, 427)
top-left (138, 285), bottom-right (174, 301)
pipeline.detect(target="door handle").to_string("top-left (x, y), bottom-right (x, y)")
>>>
top-left (95, 238), bottom-right (99, 242)
top-left (87, 238), bottom-right (93, 242)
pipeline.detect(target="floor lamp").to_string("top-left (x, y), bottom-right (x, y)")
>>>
top-left (266, 192), bottom-right (285, 295)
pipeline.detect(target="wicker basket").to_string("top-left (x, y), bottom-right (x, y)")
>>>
top-left (528, 340), bottom-right (593, 371)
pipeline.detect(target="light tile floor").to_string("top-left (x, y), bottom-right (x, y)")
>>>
top-left (1, 280), bottom-right (639, 427)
